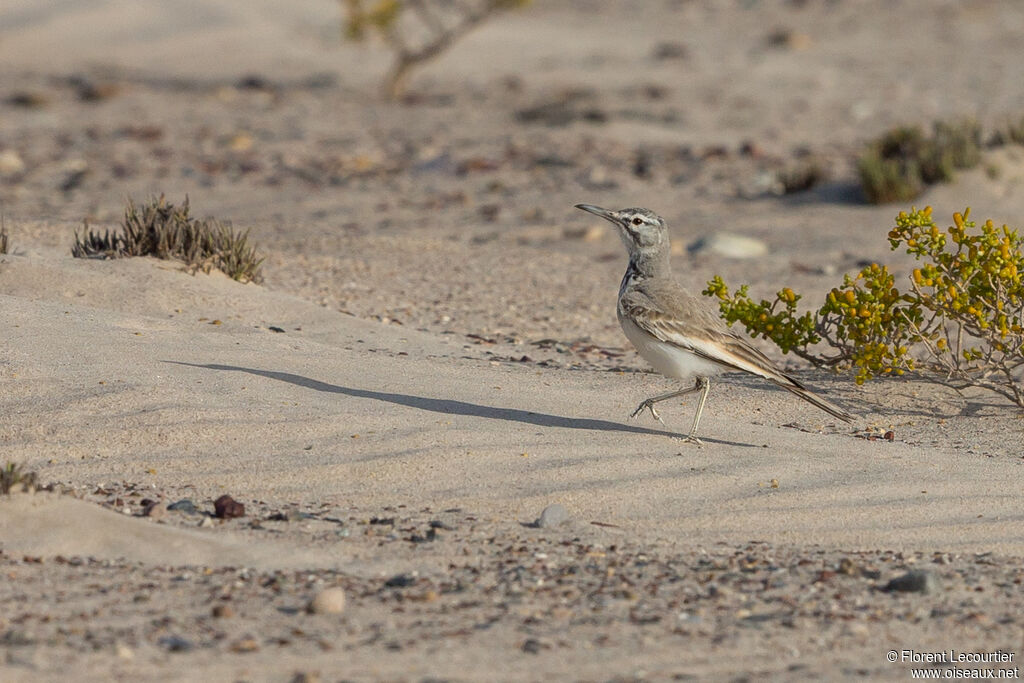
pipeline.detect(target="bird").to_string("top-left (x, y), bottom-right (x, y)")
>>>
top-left (574, 203), bottom-right (854, 444)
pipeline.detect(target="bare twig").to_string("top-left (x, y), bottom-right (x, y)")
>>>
top-left (343, 0), bottom-right (528, 99)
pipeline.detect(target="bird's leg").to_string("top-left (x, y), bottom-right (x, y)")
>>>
top-left (630, 378), bottom-right (705, 428)
top-left (681, 376), bottom-right (711, 445)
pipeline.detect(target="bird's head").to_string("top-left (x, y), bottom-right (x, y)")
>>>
top-left (574, 204), bottom-right (669, 258)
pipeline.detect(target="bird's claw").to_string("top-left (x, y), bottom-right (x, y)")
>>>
top-left (630, 400), bottom-right (666, 426)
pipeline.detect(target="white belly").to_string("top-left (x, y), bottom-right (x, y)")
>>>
top-left (619, 314), bottom-right (723, 380)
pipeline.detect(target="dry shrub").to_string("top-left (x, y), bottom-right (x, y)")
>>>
top-left (1, 462), bottom-right (38, 495)
top-left (73, 196), bottom-right (264, 283)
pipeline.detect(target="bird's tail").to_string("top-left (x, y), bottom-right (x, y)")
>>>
top-left (772, 376), bottom-right (855, 423)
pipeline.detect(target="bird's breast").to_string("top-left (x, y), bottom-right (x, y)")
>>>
top-left (617, 311), bottom-right (723, 380)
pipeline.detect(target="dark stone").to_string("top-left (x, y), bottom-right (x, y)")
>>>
top-left (158, 635), bottom-right (194, 652)
top-left (167, 499), bottom-right (199, 514)
top-left (214, 494), bottom-right (245, 519)
top-left (522, 638), bottom-right (546, 654)
top-left (884, 569), bottom-right (939, 594)
top-left (384, 574), bottom-right (417, 588)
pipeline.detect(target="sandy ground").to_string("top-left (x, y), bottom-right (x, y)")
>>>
top-left (2, 1), bottom-right (1024, 681)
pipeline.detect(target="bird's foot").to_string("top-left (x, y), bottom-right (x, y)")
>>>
top-left (630, 400), bottom-right (666, 426)
top-left (680, 434), bottom-right (704, 447)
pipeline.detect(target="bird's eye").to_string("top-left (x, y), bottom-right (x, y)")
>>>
top-left (632, 217), bottom-right (643, 226)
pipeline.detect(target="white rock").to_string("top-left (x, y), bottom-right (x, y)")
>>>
top-left (536, 503), bottom-right (570, 528)
top-left (687, 233), bottom-right (769, 259)
top-left (0, 150), bottom-right (26, 177)
top-left (307, 587), bottom-right (346, 614)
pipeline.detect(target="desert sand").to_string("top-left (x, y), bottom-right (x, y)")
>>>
top-left (2, 1), bottom-right (1024, 681)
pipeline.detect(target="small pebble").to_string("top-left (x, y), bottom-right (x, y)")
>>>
top-left (307, 587), bottom-right (346, 614)
top-left (212, 604), bottom-right (235, 618)
top-left (0, 150), bottom-right (26, 177)
top-left (230, 637), bottom-right (260, 653)
top-left (143, 501), bottom-right (166, 519)
top-left (687, 233), bottom-right (769, 259)
top-left (884, 569), bottom-right (939, 594)
top-left (5, 91), bottom-right (49, 108)
top-left (838, 557), bottom-right (858, 575)
top-left (708, 584), bottom-right (731, 599)
top-left (651, 41), bottom-right (689, 61)
top-left (157, 635), bottom-right (194, 652)
top-left (384, 573), bottom-right (417, 588)
top-left (214, 494), bottom-right (245, 519)
top-left (167, 499), bottom-right (199, 515)
top-left (522, 638), bottom-right (546, 654)
top-left (535, 503), bottom-right (570, 528)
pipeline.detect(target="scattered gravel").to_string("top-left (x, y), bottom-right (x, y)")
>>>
top-left (3, 516), bottom-right (1021, 681)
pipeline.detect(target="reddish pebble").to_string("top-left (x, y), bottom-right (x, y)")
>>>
top-left (212, 604), bottom-right (235, 618)
top-left (214, 495), bottom-right (245, 519)
top-left (143, 501), bottom-right (167, 519)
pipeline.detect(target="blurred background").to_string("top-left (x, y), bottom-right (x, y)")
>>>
top-left (3, 0), bottom-right (1024, 361)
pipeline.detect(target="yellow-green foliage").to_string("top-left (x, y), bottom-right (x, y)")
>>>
top-left (344, 0), bottom-right (401, 40)
top-left (705, 265), bottom-right (919, 385)
top-left (705, 207), bottom-right (1024, 406)
top-left (344, 0), bottom-right (527, 37)
top-left (891, 207), bottom-right (1024, 396)
top-left (703, 279), bottom-right (821, 357)
top-left (818, 263), bottom-right (922, 384)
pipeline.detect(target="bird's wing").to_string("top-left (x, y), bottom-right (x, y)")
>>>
top-left (620, 282), bottom-right (794, 384)
top-left (621, 283), bottom-right (855, 423)
top-left (630, 304), bottom-right (793, 382)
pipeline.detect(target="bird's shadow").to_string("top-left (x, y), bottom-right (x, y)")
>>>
top-left (163, 361), bottom-right (756, 447)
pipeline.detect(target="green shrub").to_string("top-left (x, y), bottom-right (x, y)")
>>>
top-left (73, 196), bottom-right (264, 283)
top-left (704, 207), bottom-right (1024, 407)
top-left (858, 120), bottom-right (982, 204)
top-left (988, 114), bottom-right (1024, 146)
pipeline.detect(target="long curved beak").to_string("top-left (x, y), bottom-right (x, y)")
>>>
top-left (574, 204), bottom-right (617, 223)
